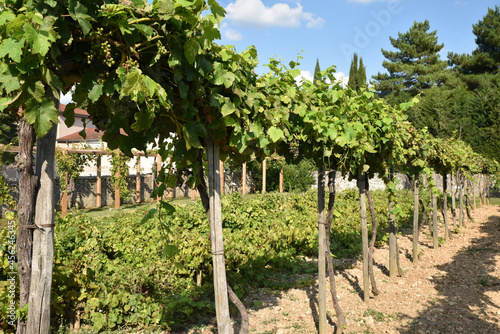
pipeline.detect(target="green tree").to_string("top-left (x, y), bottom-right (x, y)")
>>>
top-left (313, 58), bottom-right (321, 84)
top-left (347, 53), bottom-right (366, 91)
top-left (371, 20), bottom-right (447, 104)
top-left (449, 6), bottom-right (500, 75)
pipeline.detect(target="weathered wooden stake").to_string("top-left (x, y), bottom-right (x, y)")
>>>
top-left (16, 119), bottom-right (36, 334)
top-left (115, 162), bottom-right (120, 210)
top-left (357, 173), bottom-right (370, 303)
top-left (157, 154), bottom-right (162, 203)
top-left (443, 172), bottom-right (449, 241)
top-left (432, 172), bottom-right (438, 249)
top-left (262, 158), bottom-right (267, 194)
top-left (207, 139), bottom-right (231, 334)
top-left (317, 167), bottom-right (327, 334)
top-left (96, 155), bottom-right (102, 208)
top-left (220, 160), bottom-right (224, 195)
top-left (412, 175), bottom-right (419, 263)
top-left (136, 157), bottom-right (141, 203)
top-left (279, 168), bottom-right (284, 193)
top-left (27, 120), bottom-right (57, 334)
top-left (242, 162), bottom-right (247, 195)
top-left (61, 171), bottom-right (68, 217)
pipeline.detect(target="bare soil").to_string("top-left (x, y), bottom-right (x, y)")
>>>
top-left (187, 204), bottom-right (500, 334)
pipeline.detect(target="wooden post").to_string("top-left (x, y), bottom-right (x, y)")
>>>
top-left (357, 173), bottom-right (370, 303)
top-left (207, 139), bottom-right (231, 334)
top-left (412, 175), bottom-right (419, 263)
top-left (220, 160), bottom-right (224, 195)
top-left (317, 167), bottom-right (327, 333)
top-left (443, 172), bottom-right (449, 241)
top-left (432, 172), bottom-right (438, 249)
top-left (157, 154), bottom-right (162, 203)
top-left (242, 162), bottom-right (247, 195)
top-left (27, 119), bottom-right (57, 333)
top-left (262, 157), bottom-right (267, 194)
top-left (388, 170), bottom-right (398, 277)
top-left (61, 172), bottom-right (68, 217)
top-left (16, 119), bottom-right (37, 334)
top-left (279, 168), bottom-right (284, 193)
top-left (96, 155), bottom-right (102, 208)
top-left (114, 163), bottom-right (120, 210)
top-left (136, 157), bottom-right (141, 203)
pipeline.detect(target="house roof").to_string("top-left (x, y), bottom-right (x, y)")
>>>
top-left (59, 103), bottom-right (89, 117)
top-left (57, 128), bottom-right (128, 142)
top-left (57, 128), bottom-right (103, 142)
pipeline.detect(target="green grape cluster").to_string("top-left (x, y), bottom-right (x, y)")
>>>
top-left (123, 58), bottom-right (139, 71)
top-left (157, 40), bottom-right (168, 55)
top-left (85, 27), bottom-right (115, 68)
top-left (289, 139), bottom-right (299, 159)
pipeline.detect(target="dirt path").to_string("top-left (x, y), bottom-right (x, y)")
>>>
top-left (182, 205), bottom-right (500, 334)
top-left (216, 204), bottom-right (500, 334)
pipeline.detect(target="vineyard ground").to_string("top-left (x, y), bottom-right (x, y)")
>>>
top-left (183, 204), bottom-right (500, 334)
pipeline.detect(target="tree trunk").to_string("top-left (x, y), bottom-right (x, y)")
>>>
top-left (15, 119), bottom-right (37, 334)
top-left (27, 110), bottom-right (58, 333)
top-left (365, 183), bottom-right (380, 295)
top-left (262, 158), bottom-right (266, 194)
top-left (325, 169), bottom-right (346, 333)
top-left (207, 139), bottom-right (231, 334)
top-left (442, 172), bottom-right (449, 241)
top-left (317, 167), bottom-right (327, 334)
top-left (432, 172), bottom-right (438, 249)
top-left (357, 173), bottom-right (370, 302)
top-left (472, 176), bottom-right (477, 209)
top-left (412, 174), bottom-right (419, 263)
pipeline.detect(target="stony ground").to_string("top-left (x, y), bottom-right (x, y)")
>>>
top-left (185, 204), bottom-right (500, 334)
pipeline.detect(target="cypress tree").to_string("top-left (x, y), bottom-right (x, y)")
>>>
top-left (313, 58), bottom-right (321, 85)
top-left (348, 53), bottom-right (367, 91)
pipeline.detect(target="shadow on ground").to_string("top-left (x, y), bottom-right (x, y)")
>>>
top-left (397, 209), bottom-right (500, 333)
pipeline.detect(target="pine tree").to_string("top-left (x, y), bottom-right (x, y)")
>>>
top-left (371, 20), bottom-right (447, 104)
top-left (449, 6), bottom-right (500, 74)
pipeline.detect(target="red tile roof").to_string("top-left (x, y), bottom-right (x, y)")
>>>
top-left (57, 128), bottom-right (103, 142)
top-left (57, 128), bottom-right (128, 142)
top-left (59, 103), bottom-right (89, 117)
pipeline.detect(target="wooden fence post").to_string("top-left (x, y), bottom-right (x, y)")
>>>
top-left (262, 158), bottom-right (267, 194)
top-left (220, 160), bottom-right (224, 195)
top-left (136, 156), bottom-right (141, 203)
top-left (279, 168), bottom-right (284, 193)
top-left (96, 155), bottom-right (101, 208)
top-left (242, 162), bottom-right (247, 195)
top-left (207, 139), bottom-right (231, 334)
top-left (157, 154), bottom-right (162, 203)
top-left (61, 171), bottom-right (68, 217)
top-left (115, 162), bottom-right (120, 210)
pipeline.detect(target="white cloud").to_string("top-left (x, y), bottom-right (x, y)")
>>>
top-left (333, 71), bottom-right (349, 88)
top-left (295, 70), bottom-right (349, 89)
top-left (60, 90), bottom-right (73, 105)
top-left (225, 0), bottom-right (324, 29)
top-left (296, 70), bottom-right (313, 84)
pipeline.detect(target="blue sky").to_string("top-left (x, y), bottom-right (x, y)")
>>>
top-left (61, 0), bottom-right (498, 103)
top-left (215, 0), bottom-right (500, 85)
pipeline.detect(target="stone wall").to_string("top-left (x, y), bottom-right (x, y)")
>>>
top-left (1, 170), bottom-right (495, 217)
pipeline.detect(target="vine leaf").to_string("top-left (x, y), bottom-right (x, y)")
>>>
top-left (268, 126), bottom-right (284, 143)
top-left (0, 38), bottom-right (24, 62)
top-left (24, 98), bottom-right (58, 137)
top-left (25, 23), bottom-right (55, 56)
